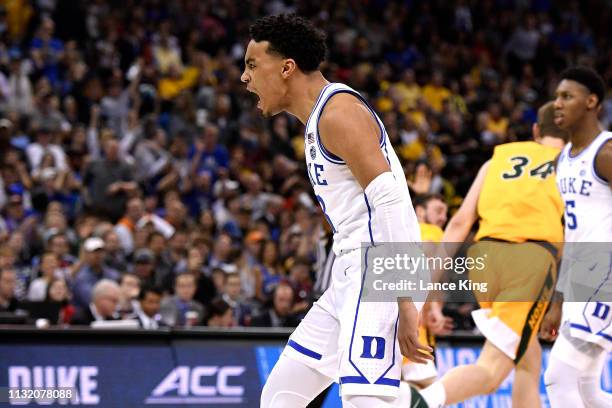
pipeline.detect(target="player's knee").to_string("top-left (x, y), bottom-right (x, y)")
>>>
top-left (475, 362), bottom-right (508, 394)
top-left (260, 381), bottom-right (310, 408)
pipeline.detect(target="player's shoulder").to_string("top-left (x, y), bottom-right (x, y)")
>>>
top-left (318, 91), bottom-right (372, 131)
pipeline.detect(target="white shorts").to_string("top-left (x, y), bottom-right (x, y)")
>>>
top-left (282, 247), bottom-right (423, 398)
top-left (401, 359), bottom-right (437, 383)
top-left (562, 301), bottom-right (612, 352)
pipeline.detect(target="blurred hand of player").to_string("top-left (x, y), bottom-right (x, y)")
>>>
top-left (426, 302), bottom-right (454, 335)
top-left (398, 299), bottom-right (434, 364)
top-left (540, 301), bottom-right (562, 342)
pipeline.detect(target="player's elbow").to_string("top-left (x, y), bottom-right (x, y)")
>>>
top-left (446, 212), bottom-right (474, 236)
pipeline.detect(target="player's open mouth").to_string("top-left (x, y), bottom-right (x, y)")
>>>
top-left (247, 88), bottom-right (262, 109)
top-left (553, 112), bottom-right (563, 124)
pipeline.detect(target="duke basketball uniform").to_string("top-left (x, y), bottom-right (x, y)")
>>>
top-left (556, 131), bottom-right (612, 351)
top-left (282, 83), bottom-right (421, 398)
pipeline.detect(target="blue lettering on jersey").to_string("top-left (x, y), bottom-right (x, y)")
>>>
top-left (558, 177), bottom-right (592, 197)
top-left (593, 302), bottom-right (610, 321)
top-left (307, 163), bottom-right (316, 187)
top-left (360, 336), bottom-right (386, 359)
top-left (314, 164), bottom-right (328, 185)
top-left (580, 180), bottom-right (592, 196)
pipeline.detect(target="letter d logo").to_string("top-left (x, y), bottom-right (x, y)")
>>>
top-left (360, 336), bottom-right (385, 359)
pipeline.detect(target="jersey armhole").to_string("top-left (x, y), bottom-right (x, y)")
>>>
top-left (316, 90), bottom-right (385, 165)
top-left (592, 138), bottom-right (612, 184)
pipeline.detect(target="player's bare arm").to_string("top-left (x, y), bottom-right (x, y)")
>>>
top-left (318, 93), bottom-right (390, 188)
top-left (442, 160), bottom-right (490, 248)
top-left (319, 93), bottom-right (433, 364)
top-left (595, 139), bottom-right (612, 190)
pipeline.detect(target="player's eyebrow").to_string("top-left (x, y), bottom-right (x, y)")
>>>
top-left (245, 57), bottom-right (255, 65)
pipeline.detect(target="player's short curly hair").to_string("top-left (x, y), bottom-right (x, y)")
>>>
top-left (560, 66), bottom-right (606, 106)
top-left (249, 14), bottom-right (327, 73)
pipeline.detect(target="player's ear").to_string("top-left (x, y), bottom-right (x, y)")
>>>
top-left (281, 59), bottom-right (296, 78)
top-left (532, 123), bottom-right (541, 142)
top-left (586, 94), bottom-right (598, 110)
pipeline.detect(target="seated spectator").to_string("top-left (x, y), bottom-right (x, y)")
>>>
top-left (118, 273), bottom-right (140, 317)
top-left (287, 257), bottom-right (314, 308)
top-left (185, 247), bottom-right (216, 307)
top-left (27, 252), bottom-right (60, 301)
top-left (0, 267), bottom-right (18, 312)
top-left (71, 279), bottom-right (121, 325)
top-left (253, 239), bottom-right (283, 303)
top-left (103, 229), bottom-right (128, 272)
top-left (251, 283), bottom-right (301, 328)
top-left (220, 272), bottom-right (252, 326)
top-left (135, 285), bottom-right (164, 329)
top-left (47, 232), bottom-right (77, 275)
top-left (131, 248), bottom-right (160, 287)
top-left (159, 273), bottom-right (205, 327)
top-left (114, 197), bottom-right (146, 255)
top-left (45, 278), bottom-right (74, 325)
top-left (71, 237), bottom-right (120, 309)
top-left (206, 297), bottom-right (235, 328)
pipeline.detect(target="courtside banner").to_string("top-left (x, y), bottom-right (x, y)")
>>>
top-left (0, 342), bottom-right (260, 407)
top-left (0, 341), bottom-right (610, 407)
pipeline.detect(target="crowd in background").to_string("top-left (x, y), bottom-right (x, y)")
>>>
top-left (0, 0), bottom-right (610, 330)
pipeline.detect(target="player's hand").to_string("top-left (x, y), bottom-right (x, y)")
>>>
top-left (426, 302), bottom-right (454, 335)
top-left (398, 299), bottom-right (433, 364)
top-left (540, 301), bottom-right (562, 342)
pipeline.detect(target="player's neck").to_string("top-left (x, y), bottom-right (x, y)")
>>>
top-left (286, 72), bottom-right (329, 124)
top-left (569, 118), bottom-right (602, 150)
top-left (539, 136), bottom-right (565, 150)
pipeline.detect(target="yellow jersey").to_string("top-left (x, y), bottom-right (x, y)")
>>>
top-left (420, 223), bottom-right (444, 242)
top-left (476, 141), bottom-right (564, 243)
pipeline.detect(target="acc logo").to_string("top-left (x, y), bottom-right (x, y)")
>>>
top-left (310, 146), bottom-right (317, 160)
top-left (146, 366), bottom-right (246, 405)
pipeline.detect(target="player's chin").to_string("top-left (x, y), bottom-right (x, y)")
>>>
top-left (553, 116), bottom-right (566, 128)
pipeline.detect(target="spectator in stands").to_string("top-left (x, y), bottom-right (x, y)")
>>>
top-left (25, 125), bottom-right (68, 173)
top-left (159, 272), bottom-right (205, 327)
top-left (220, 272), bottom-right (252, 326)
top-left (46, 232), bottom-right (76, 274)
top-left (185, 247), bottom-right (216, 307)
top-left (45, 278), bottom-right (74, 325)
top-left (135, 285), bottom-right (164, 329)
top-left (27, 252), bottom-right (59, 301)
top-left (82, 139), bottom-right (137, 222)
top-left (118, 273), bottom-right (140, 317)
top-left (103, 229), bottom-right (128, 272)
top-left (71, 237), bottom-right (120, 309)
top-left (131, 248), bottom-right (160, 288)
top-left (114, 197), bottom-right (145, 255)
top-left (414, 193), bottom-right (449, 242)
top-left (287, 257), bottom-right (314, 314)
top-left (251, 283), bottom-right (301, 328)
top-left (206, 297), bottom-right (235, 328)
top-left (0, 267), bottom-right (18, 312)
top-left (253, 239), bottom-right (283, 303)
top-left (71, 279), bottom-right (121, 325)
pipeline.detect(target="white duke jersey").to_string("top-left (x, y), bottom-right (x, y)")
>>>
top-left (556, 131), bottom-right (612, 242)
top-left (304, 83), bottom-right (420, 255)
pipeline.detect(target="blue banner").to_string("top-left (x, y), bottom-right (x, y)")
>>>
top-left (1, 342), bottom-right (610, 407)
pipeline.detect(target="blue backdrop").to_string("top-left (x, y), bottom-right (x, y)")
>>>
top-left (1, 341), bottom-right (610, 407)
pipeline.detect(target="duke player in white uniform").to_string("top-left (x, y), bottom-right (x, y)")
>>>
top-left (540, 67), bottom-right (612, 407)
top-left (240, 15), bottom-right (430, 408)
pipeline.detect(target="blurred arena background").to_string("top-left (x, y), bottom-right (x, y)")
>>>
top-left (0, 0), bottom-right (610, 407)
